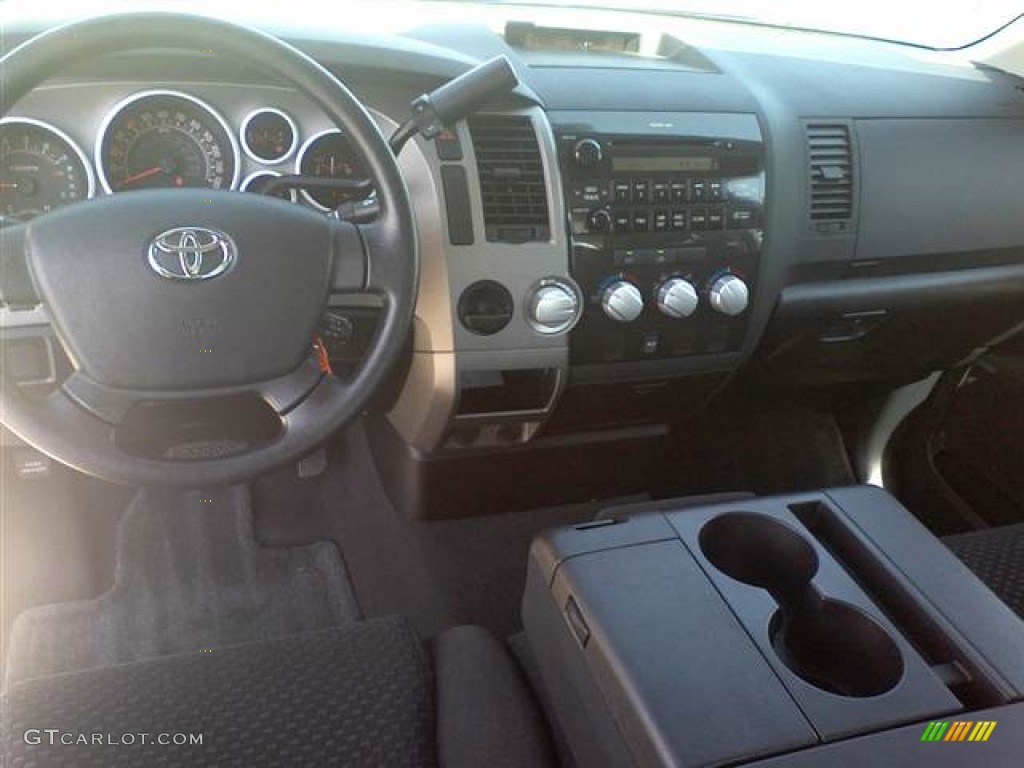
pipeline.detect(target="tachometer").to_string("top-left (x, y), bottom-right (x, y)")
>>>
top-left (295, 129), bottom-right (371, 211)
top-left (0, 118), bottom-right (94, 221)
top-left (97, 90), bottom-right (239, 192)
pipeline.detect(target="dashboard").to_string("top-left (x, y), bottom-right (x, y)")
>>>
top-left (3, 2), bottom-right (1024, 459)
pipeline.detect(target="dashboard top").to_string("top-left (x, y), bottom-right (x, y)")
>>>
top-left (3, 1), bottom-right (1022, 122)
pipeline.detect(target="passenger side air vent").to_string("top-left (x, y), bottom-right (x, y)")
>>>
top-left (806, 123), bottom-right (854, 232)
top-left (468, 115), bottom-right (550, 243)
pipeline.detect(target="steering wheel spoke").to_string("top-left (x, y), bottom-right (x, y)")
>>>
top-left (0, 222), bottom-right (38, 309)
top-left (357, 217), bottom-right (418, 301)
top-left (328, 218), bottom-right (369, 293)
top-left (0, 318), bottom-right (60, 391)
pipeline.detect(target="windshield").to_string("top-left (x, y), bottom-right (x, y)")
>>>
top-left (1, 0), bottom-right (1020, 50)
top-left (477, 0), bottom-right (1024, 49)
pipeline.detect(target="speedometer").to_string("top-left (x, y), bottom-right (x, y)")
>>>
top-left (0, 118), bottom-right (94, 220)
top-left (96, 90), bottom-right (239, 193)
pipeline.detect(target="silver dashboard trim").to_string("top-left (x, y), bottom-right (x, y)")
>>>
top-left (0, 116), bottom-right (97, 203)
top-left (239, 106), bottom-right (299, 165)
top-left (93, 89), bottom-right (242, 194)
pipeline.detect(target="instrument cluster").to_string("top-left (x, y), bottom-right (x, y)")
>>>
top-left (0, 89), bottom-right (370, 222)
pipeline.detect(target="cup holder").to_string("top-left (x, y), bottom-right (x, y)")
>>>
top-left (699, 512), bottom-right (819, 597)
top-left (699, 512), bottom-right (904, 698)
top-left (769, 600), bottom-right (903, 697)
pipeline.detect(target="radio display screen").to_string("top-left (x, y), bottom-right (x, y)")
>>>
top-left (612, 156), bottom-right (718, 173)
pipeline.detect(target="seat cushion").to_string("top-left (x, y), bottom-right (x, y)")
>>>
top-left (433, 625), bottom-right (556, 768)
top-left (945, 523), bottom-right (1024, 618)
top-left (2, 616), bottom-right (437, 767)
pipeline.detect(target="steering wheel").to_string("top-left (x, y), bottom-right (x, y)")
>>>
top-left (0, 13), bottom-right (418, 486)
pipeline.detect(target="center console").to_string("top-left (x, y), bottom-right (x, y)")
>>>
top-left (523, 486), bottom-right (1024, 766)
top-left (550, 111), bottom-right (765, 376)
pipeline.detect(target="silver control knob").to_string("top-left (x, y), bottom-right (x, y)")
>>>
top-left (527, 279), bottom-right (581, 335)
top-left (601, 280), bottom-right (644, 323)
top-left (656, 278), bottom-right (699, 319)
top-left (708, 274), bottom-right (750, 317)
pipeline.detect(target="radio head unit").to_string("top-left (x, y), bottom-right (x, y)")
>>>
top-left (552, 112), bottom-right (766, 372)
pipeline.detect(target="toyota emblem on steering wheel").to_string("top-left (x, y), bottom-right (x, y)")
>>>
top-left (147, 226), bottom-right (236, 280)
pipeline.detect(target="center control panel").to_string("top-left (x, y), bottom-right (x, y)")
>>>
top-left (552, 112), bottom-right (766, 368)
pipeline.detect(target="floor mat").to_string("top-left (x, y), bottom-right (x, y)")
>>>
top-left (675, 396), bottom-right (856, 496)
top-left (4, 485), bottom-right (359, 687)
top-left (944, 523), bottom-right (1024, 619)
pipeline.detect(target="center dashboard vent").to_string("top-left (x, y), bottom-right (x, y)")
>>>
top-left (468, 115), bottom-right (551, 244)
top-left (806, 123), bottom-right (855, 232)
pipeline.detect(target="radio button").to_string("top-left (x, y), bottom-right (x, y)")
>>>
top-left (690, 180), bottom-right (707, 202)
top-left (690, 209), bottom-right (708, 230)
top-left (614, 182), bottom-right (632, 203)
top-left (642, 333), bottom-right (660, 356)
top-left (633, 181), bottom-right (649, 204)
top-left (707, 208), bottom-right (725, 230)
top-left (709, 180), bottom-right (725, 201)
top-left (671, 210), bottom-right (688, 231)
top-left (653, 182), bottom-right (670, 204)
top-left (653, 210), bottom-right (670, 232)
top-left (633, 212), bottom-right (650, 232)
top-left (613, 249), bottom-right (638, 266)
top-left (582, 184), bottom-right (606, 204)
top-left (671, 181), bottom-right (687, 202)
top-left (613, 211), bottom-right (631, 232)
top-left (727, 207), bottom-right (756, 228)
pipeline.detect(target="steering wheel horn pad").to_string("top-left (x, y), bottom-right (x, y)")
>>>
top-left (28, 189), bottom-right (353, 391)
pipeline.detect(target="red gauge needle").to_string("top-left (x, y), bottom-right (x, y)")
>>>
top-left (117, 166), bottom-right (164, 188)
top-left (0, 181), bottom-right (19, 189)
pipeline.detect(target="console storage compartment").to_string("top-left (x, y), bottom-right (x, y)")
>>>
top-left (523, 486), bottom-right (1024, 767)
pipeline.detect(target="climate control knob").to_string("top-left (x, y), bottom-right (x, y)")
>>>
top-left (656, 278), bottom-right (699, 319)
top-left (708, 274), bottom-right (750, 317)
top-left (527, 278), bottom-right (582, 335)
top-left (573, 138), bottom-right (604, 168)
top-left (601, 280), bottom-right (644, 323)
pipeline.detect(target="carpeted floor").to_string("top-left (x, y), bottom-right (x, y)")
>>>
top-left (5, 485), bottom-right (359, 687)
top-left (252, 423), bottom-right (635, 640)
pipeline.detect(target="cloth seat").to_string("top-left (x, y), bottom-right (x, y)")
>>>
top-left (1, 616), bottom-right (555, 768)
top-left (945, 522), bottom-right (1024, 619)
